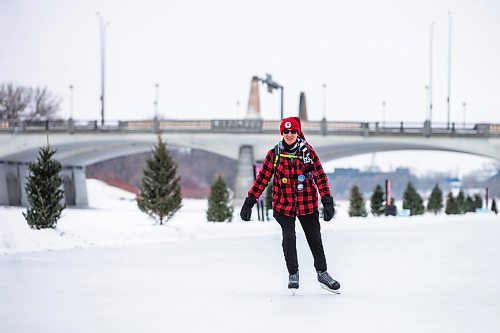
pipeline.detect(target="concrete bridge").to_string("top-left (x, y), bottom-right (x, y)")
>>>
top-left (1, 118), bottom-right (500, 207)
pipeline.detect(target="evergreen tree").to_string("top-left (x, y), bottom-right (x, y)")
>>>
top-left (456, 190), bottom-right (467, 214)
top-left (492, 198), bottom-right (498, 215)
top-left (473, 194), bottom-right (483, 211)
top-left (137, 135), bottom-right (182, 224)
top-left (23, 146), bottom-right (65, 229)
top-left (426, 184), bottom-right (443, 214)
top-left (465, 195), bottom-right (475, 213)
top-left (264, 179), bottom-right (273, 220)
top-left (445, 192), bottom-right (459, 215)
top-left (370, 184), bottom-right (385, 216)
top-left (402, 182), bottom-right (425, 216)
top-left (349, 185), bottom-right (367, 217)
top-left (207, 175), bottom-right (233, 222)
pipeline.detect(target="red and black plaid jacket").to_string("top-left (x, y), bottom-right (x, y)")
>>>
top-left (248, 143), bottom-right (331, 217)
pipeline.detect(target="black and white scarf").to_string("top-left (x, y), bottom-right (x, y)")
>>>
top-left (278, 137), bottom-right (316, 178)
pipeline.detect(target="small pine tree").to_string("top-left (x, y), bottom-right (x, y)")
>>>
top-left (445, 192), bottom-right (459, 215)
top-left (370, 184), bottom-right (385, 216)
top-left (264, 179), bottom-right (273, 220)
top-left (207, 175), bottom-right (234, 222)
top-left (465, 195), bottom-right (475, 213)
top-left (137, 135), bottom-right (182, 224)
top-left (403, 182), bottom-right (425, 216)
top-left (427, 184), bottom-right (443, 214)
top-left (23, 146), bottom-right (65, 229)
top-left (473, 194), bottom-right (483, 211)
top-left (456, 190), bottom-right (467, 214)
top-left (492, 198), bottom-right (498, 215)
top-left (349, 185), bottom-right (367, 217)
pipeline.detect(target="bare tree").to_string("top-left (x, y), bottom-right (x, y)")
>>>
top-left (0, 83), bottom-right (31, 120)
top-left (24, 86), bottom-right (61, 122)
top-left (0, 83), bottom-right (61, 122)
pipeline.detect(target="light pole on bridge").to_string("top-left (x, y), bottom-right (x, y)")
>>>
top-left (428, 21), bottom-right (435, 124)
top-left (96, 12), bottom-right (109, 126)
top-left (154, 83), bottom-right (159, 119)
top-left (382, 101), bottom-right (386, 127)
top-left (462, 102), bottom-right (466, 128)
top-left (322, 83), bottom-right (327, 120)
top-left (69, 84), bottom-right (74, 120)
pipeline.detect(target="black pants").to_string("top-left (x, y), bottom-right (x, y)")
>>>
top-left (273, 210), bottom-right (327, 275)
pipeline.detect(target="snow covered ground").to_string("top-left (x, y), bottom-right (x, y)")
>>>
top-left (1, 179), bottom-right (500, 332)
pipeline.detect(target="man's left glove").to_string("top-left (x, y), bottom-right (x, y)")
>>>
top-left (240, 197), bottom-right (257, 221)
top-left (321, 195), bottom-right (335, 221)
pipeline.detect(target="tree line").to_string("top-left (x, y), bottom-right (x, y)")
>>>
top-left (348, 181), bottom-right (498, 217)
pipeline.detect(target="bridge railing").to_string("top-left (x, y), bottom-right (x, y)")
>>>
top-left (0, 119), bottom-right (499, 137)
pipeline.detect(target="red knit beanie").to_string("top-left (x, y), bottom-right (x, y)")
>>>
top-left (280, 117), bottom-right (305, 139)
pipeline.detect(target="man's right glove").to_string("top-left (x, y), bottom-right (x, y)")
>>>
top-left (240, 197), bottom-right (257, 221)
top-left (321, 195), bottom-right (335, 221)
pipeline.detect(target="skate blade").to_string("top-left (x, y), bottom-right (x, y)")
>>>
top-left (320, 283), bottom-right (341, 294)
top-left (289, 288), bottom-right (298, 296)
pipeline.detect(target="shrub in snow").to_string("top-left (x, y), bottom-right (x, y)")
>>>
top-left (492, 198), bottom-right (498, 215)
top-left (402, 182), bottom-right (424, 216)
top-left (206, 175), bottom-right (233, 222)
top-left (137, 135), bottom-right (182, 225)
top-left (473, 194), bottom-right (483, 211)
top-left (465, 195), bottom-right (475, 213)
top-left (23, 146), bottom-right (65, 229)
top-left (456, 190), bottom-right (467, 214)
top-left (349, 185), bottom-right (367, 217)
top-left (427, 184), bottom-right (443, 214)
top-left (370, 184), bottom-right (385, 216)
top-left (445, 192), bottom-right (459, 215)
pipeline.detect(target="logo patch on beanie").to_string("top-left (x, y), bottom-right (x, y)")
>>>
top-left (285, 122), bottom-right (292, 129)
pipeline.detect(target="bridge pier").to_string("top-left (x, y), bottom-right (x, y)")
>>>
top-left (61, 166), bottom-right (88, 207)
top-left (0, 162), bottom-right (88, 207)
top-left (234, 145), bottom-right (255, 214)
top-left (0, 162), bottom-right (27, 206)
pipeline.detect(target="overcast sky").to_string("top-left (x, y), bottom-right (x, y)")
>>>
top-left (1, 0), bottom-right (500, 124)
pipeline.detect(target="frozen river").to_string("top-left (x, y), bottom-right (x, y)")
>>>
top-left (1, 218), bottom-right (500, 333)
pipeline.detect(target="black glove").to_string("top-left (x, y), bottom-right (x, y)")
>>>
top-left (240, 197), bottom-right (257, 221)
top-left (321, 195), bottom-right (335, 221)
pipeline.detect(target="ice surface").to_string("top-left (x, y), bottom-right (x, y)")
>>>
top-left (1, 179), bottom-right (499, 332)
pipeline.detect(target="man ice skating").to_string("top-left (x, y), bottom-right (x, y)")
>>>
top-left (239, 117), bottom-right (340, 294)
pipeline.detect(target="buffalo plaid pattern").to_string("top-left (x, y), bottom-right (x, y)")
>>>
top-left (248, 144), bottom-right (331, 217)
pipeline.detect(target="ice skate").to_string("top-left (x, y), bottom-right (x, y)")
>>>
top-left (317, 271), bottom-right (340, 294)
top-left (288, 272), bottom-right (299, 295)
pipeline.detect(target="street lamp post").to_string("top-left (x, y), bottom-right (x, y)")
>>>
top-left (425, 85), bottom-right (429, 120)
top-left (429, 21), bottom-right (435, 124)
top-left (154, 83), bottom-right (159, 119)
top-left (382, 101), bottom-right (386, 127)
top-left (447, 12), bottom-right (453, 129)
top-left (69, 84), bottom-right (74, 120)
top-left (322, 83), bottom-right (327, 120)
top-left (462, 102), bottom-right (466, 128)
top-left (96, 12), bottom-right (108, 126)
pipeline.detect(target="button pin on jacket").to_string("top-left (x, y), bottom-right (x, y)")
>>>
top-left (297, 184), bottom-right (304, 191)
top-left (298, 174), bottom-right (305, 182)
top-left (282, 177), bottom-right (288, 184)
